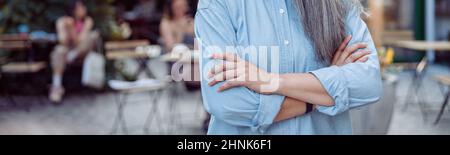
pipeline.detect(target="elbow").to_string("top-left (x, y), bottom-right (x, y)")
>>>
top-left (358, 69), bottom-right (383, 104)
top-left (373, 79), bottom-right (383, 102)
top-left (322, 100), bottom-right (336, 107)
top-left (208, 104), bottom-right (228, 121)
top-left (205, 97), bottom-right (258, 127)
top-left (206, 100), bottom-right (239, 124)
top-left (370, 79), bottom-right (383, 104)
top-left (367, 69), bottom-right (383, 103)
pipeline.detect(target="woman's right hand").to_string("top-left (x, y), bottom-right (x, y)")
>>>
top-left (332, 35), bottom-right (371, 66)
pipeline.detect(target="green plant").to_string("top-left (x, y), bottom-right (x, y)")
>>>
top-left (0, 0), bottom-right (116, 40)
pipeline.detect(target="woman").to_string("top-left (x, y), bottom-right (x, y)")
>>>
top-left (49, 0), bottom-right (99, 103)
top-left (160, 0), bottom-right (195, 52)
top-left (195, 0), bottom-right (382, 135)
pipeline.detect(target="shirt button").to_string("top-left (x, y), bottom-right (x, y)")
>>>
top-left (279, 9), bottom-right (285, 14)
top-left (284, 40), bottom-right (290, 45)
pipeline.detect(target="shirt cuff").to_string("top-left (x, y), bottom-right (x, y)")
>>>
top-left (309, 66), bottom-right (350, 116)
top-left (251, 94), bottom-right (285, 134)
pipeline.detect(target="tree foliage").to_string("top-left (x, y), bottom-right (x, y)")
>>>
top-left (0, 0), bottom-right (116, 39)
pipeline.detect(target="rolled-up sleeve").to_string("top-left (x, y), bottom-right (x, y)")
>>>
top-left (195, 0), bottom-right (285, 133)
top-left (310, 8), bottom-right (383, 116)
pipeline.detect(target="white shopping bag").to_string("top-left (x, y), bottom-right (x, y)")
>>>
top-left (82, 52), bottom-right (105, 89)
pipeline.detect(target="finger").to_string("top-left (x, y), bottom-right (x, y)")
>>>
top-left (332, 49), bottom-right (342, 65)
top-left (337, 35), bottom-right (352, 53)
top-left (339, 43), bottom-right (367, 63)
top-left (357, 56), bottom-right (369, 63)
top-left (208, 61), bottom-right (237, 78)
top-left (333, 35), bottom-right (352, 64)
top-left (218, 79), bottom-right (245, 92)
top-left (210, 52), bottom-right (240, 62)
top-left (345, 50), bottom-right (371, 63)
top-left (208, 69), bottom-right (239, 86)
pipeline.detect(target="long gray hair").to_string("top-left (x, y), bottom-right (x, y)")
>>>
top-left (296, 0), bottom-right (363, 64)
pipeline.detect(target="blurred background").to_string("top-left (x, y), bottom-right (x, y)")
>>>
top-left (0, 0), bottom-right (449, 135)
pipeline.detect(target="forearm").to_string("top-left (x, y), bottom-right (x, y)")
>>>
top-left (276, 73), bottom-right (335, 107)
top-left (274, 97), bottom-right (317, 122)
top-left (275, 97), bottom-right (305, 122)
top-left (76, 21), bottom-right (93, 45)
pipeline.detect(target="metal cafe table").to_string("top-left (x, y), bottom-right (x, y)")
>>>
top-left (394, 40), bottom-right (450, 124)
top-left (105, 40), bottom-right (167, 134)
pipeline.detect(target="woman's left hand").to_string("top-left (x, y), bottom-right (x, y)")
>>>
top-left (207, 53), bottom-right (279, 94)
top-left (208, 43), bottom-right (370, 94)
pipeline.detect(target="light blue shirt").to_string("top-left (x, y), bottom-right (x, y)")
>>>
top-left (195, 0), bottom-right (382, 135)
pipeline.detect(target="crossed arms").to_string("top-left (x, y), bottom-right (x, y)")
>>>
top-left (195, 1), bottom-right (382, 133)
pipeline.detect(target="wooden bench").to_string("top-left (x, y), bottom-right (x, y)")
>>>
top-left (1, 62), bottom-right (46, 73)
top-left (0, 34), bottom-right (48, 106)
top-left (0, 34), bottom-right (31, 50)
top-left (433, 75), bottom-right (450, 124)
top-left (0, 34), bottom-right (45, 74)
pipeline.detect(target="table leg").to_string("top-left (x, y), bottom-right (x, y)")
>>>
top-left (434, 89), bottom-right (450, 125)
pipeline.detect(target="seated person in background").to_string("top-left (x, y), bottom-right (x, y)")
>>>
top-left (160, 0), bottom-right (195, 52)
top-left (49, 0), bottom-right (100, 103)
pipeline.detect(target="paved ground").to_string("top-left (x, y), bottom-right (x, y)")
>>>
top-left (387, 64), bottom-right (450, 135)
top-left (0, 83), bottom-right (206, 135)
top-left (0, 64), bottom-right (449, 135)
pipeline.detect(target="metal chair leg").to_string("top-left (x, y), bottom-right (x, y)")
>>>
top-left (1, 76), bottom-right (17, 108)
top-left (435, 90), bottom-right (450, 125)
top-left (414, 77), bottom-right (428, 121)
top-left (403, 74), bottom-right (420, 111)
top-left (5, 92), bottom-right (18, 108)
top-left (168, 83), bottom-right (182, 134)
top-left (110, 94), bottom-right (120, 134)
top-left (167, 85), bottom-right (176, 134)
top-left (144, 90), bottom-right (163, 134)
top-left (403, 72), bottom-right (429, 121)
top-left (110, 93), bottom-right (129, 135)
